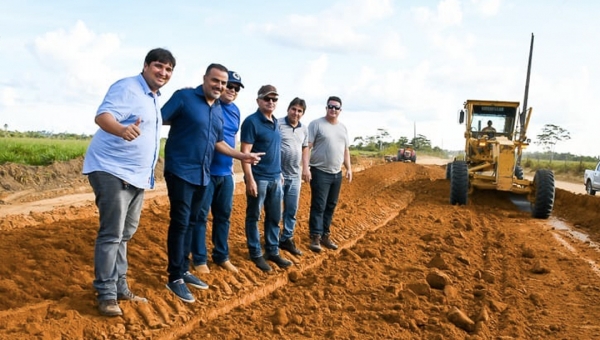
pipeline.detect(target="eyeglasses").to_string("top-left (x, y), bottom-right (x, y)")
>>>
top-left (226, 84), bottom-right (241, 93)
top-left (327, 104), bottom-right (341, 110)
top-left (262, 97), bottom-right (278, 103)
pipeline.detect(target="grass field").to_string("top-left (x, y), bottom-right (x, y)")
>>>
top-left (0, 137), bottom-right (168, 166)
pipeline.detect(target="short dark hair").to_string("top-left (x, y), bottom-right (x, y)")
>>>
top-left (205, 63), bottom-right (228, 75)
top-left (327, 96), bottom-right (342, 106)
top-left (288, 97), bottom-right (306, 112)
top-left (144, 48), bottom-right (176, 68)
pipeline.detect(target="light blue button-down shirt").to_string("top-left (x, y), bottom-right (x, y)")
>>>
top-left (82, 74), bottom-right (162, 189)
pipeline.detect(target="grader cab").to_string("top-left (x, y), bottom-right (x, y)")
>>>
top-left (447, 34), bottom-right (555, 219)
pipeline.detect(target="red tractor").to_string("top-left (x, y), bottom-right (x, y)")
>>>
top-left (397, 144), bottom-right (416, 162)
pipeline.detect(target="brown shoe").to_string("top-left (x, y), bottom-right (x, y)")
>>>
top-left (117, 291), bottom-right (148, 303)
top-left (98, 299), bottom-right (123, 317)
top-left (217, 260), bottom-right (239, 273)
top-left (194, 263), bottom-right (210, 274)
top-left (321, 234), bottom-right (339, 250)
top-left (309, 234), bottom-right (322, 253)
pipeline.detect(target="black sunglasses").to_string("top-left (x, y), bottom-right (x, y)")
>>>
top-left (262, 97), bottom-right (278, 102)
top-left (327, 104), bottom-right (341, 110)
top-left (226, 84), bottom-right (241, 93)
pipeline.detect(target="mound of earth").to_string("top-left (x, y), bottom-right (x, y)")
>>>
top-left (1, 157), bottom-right (600, 339)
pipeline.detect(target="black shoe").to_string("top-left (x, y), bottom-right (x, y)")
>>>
top-left (251, 256), bottom-right (273, 272)
top-left (279, 237), bottom-right (303, 256)
top-left (321, 234), bottom-right (339, 250)
top-left (265, 253), bottom-right (293, 269)
top-left (309, 234), bottom-right (322, 253)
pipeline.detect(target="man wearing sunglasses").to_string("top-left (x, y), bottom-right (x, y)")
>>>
top-left (240, 85), bottom-right (293, 272)
top-left (189, 71), bottom-right (244, 275)
top-left (302, 96), bottom-right (352, 253)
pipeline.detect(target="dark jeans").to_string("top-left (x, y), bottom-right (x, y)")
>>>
top-left (88, 171), bottom-right (144, 301)
top-left (165, 171), bottom-right (206, 282)
top-left (245, 179), bottom-right (282, 258)
top-left (191, 175), bottom-right (234, 265)
top-left (308, 168), bottom-right (342, 236)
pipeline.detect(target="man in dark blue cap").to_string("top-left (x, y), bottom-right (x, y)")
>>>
top-left (189, 70), bottom-right (245, 274)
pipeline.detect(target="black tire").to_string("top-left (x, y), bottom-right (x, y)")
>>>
top-left (450, 161), bottom-right (468, 205)
top-left (445, 163), bottom-right (452, 180)
top-left (586, 180), bottom-right (597, 196)
top-left (411, 155), bottom-right (417, 163)
top-left (514, 166), bottom-right (524, 180)
top-left (531, 169), bottom-right (555, 219)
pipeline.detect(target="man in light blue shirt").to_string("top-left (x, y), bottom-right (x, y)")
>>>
top-left (83, 48), bottom-right (176, 317)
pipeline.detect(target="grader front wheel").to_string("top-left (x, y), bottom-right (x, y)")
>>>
top-left (450, 161), bottom-right (468, 205)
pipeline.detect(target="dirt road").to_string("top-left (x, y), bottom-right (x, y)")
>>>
top-left (1, 158), bottom-right (600, 339)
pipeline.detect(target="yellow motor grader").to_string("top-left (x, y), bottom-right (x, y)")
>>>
top-left (446, 34), bottom-right (555, 219)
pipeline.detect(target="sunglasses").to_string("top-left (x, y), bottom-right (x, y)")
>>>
top-left (262, 97), bottom-right (278, 103)
top-left (226, 84), bottom-right (241, 93)
top-left (327, 104), bottom-right (341, 110)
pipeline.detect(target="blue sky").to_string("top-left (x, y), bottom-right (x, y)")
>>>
top-left (1, 0), bottom-right (598, 156)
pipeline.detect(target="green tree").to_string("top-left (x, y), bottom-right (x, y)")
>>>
top-left (534, 124), bottom-right (571, 163)
top-left (411, 134), bottom-right (432, 150)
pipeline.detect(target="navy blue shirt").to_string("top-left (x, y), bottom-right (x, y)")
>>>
top-left (161, 86), bottom-right (224, 186)
top-left (240, 110), bottom-right (281, 181)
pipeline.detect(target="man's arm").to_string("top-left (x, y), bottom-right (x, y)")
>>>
top-left (240, 142), bottom-right (258, 197)
top-left (215, 141), bottom-right (263, 164)
top-left (95, 113), bottom-right (142, 141)
top-left (302, 142), bottom-right (313, 183)
top-left (343, 147), bottom-right (352, 183)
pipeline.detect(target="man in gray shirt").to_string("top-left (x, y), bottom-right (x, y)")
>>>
top-left (302, 96), bottom-right (352, 252)
top-left (278, 97), bottom-right (309, 256)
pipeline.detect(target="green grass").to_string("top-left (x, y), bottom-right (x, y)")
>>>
top-left (523, 157), bottom-right (595, 178)
top-left (0, 137), bottom-right (168, 166)
top-left (0, 138), bottom-right (89, 165)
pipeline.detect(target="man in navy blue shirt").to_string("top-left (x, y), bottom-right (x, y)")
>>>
top-left (161, 64), bottom-right (262, 303)
top-left (240, 85), bottom-right (292, 272)
top-left (190, 70), bottom-right (244, 274)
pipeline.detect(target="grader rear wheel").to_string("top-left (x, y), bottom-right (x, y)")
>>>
top-left (531, 169), bottom-right (555, 219)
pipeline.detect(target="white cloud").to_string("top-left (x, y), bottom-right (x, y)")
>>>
top-left (299, 55), bottom-right (329, 97)
top-left (249, 0), bottom-right (398, 56)
top-left (0, 87), bottom-right (17, 106)
top-left (413, 0), bottom-right (463, 28)
top-left (471, 0), bottom-right (502, 16)
top-left (30, 20), bottom-right (121, 99)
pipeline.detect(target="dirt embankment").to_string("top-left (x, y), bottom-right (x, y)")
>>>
top-left (1, 157), bottom-right (600, 339)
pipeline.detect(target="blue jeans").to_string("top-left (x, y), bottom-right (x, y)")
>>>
top-left (191, 175), bottom-right (234, 265)
top-left (281, 177), bottom-right (301, 241)
top-left (308, 168), bottom-right (342, 236)
top-left (165, 171), bottom-right (206, 282)
top-left (245, 179), bottom-right (282, 258)
top-left (88, 171), bottom-right (144, 301)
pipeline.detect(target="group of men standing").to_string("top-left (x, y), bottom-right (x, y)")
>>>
top-left (82, 48), bottom-right (352, 316)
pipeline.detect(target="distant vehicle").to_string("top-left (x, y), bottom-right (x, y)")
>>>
top-left (397, 144), bottom-right (416, 163)
top-left (583, 161), bottom-right (600, 195)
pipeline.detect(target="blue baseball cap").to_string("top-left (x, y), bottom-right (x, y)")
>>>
top-left (228, 71), bottom-right (244, 88)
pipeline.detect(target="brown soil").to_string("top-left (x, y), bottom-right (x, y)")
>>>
top-left (1, 157), bottom-right (600, 339)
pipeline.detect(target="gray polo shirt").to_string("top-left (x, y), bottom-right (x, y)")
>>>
top-left (278, 117), bottom-right (308, 179)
